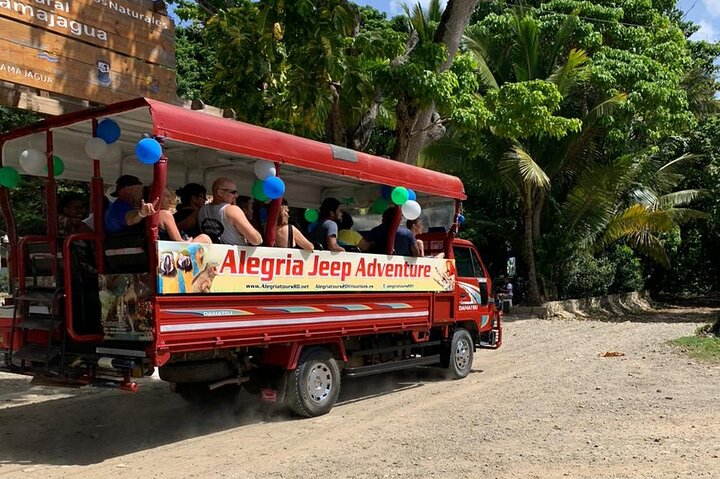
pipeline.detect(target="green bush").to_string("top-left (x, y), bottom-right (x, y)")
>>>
top-left (0, 271), bottom-right (9, 294)
top-left (609, 244), bottom-right (645, 294)
top-left (560, 252), bottom-right (615, 299)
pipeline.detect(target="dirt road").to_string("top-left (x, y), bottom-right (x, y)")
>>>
top-left (1, 304), bottom-right (718, 479)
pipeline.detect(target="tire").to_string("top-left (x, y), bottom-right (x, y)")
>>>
top-left (446, 328), bottom-right (474, 379)
top-left (174, 382), bottom-right (241, 406)
top-left (285, 347), bottom-right (341, 418)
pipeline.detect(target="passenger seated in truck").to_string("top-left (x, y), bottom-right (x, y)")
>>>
top-left (82, 195), bottom-right (110, 231)
top-left (309, 197), bottom-right (345, 252)
top-left (235, 195), bottom-right (257, 228)
top-left (406, 218), bottom-right (425, 256)
top-left (275, 199), bottom-right (313, 251)
top-left (337, 211), bottom-right (363, 248)
top-left (105, 175), bottom-right (159, 234)
top-left (174, 183), bottom-right (207, 237)
top-left (359, 207), bottom-right (419, 257)
top-left (57, 192), bottom-right (91, 237)
top-left (198, 177), bottom-right (262, 245)
top-left (154, 187), bottom-right (211, 244)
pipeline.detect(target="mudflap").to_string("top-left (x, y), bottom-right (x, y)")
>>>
top-left (478, 310), bottom-right (502, 349)
top-left (249, 366), bottom-right (288, 407)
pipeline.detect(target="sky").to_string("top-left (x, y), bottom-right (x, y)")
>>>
top-left (355, 0), bottom-right (720, 42)
top-left (680, 0), bottom-right (720, 42)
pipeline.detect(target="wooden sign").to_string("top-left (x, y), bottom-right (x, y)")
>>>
top-left (0, 0), bottom-right (175, 67)
top-left (0, 17), bottom-right (176, 103)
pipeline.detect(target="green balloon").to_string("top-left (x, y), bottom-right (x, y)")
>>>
top-left (52, 155), bottom-right (64, 176)
top-left (304, 208), bottom-right (319, 223)
top-left (252, 179), bottom-right (269, 202)
top-left (391, 186), bottom-right (409, 206)
top-left (0, 166), bottom-right (20, 188)
top-left (371, 197), bottom-right (389, 214)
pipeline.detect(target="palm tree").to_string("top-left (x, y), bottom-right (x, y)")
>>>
top-left (561, 152), bottom-right (707, 267)
top-left (460, 8), bottom-right (595, 304)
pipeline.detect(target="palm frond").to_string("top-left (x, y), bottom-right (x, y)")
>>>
top-left (584, 93), bottom-right (627, 127)
top-left (625, 231), bottom-right (670, 268)
top-left (500, 145), bottom-right (550, 190)
top-left (657, 153), bottom-right (703, 172)
top-left (547, 9), bottom-right (579, 70)
top-left (600, 204), bottom-right (653, 247)
top-left (418, 137), bottom-right (471, 171)
top-left (631, 188), bottom-right (658, 207)
top-left (664, 207), bottom-right (710, 224)
top-left (656, 189), bottom-right (706, 209)
top-left (547, 49), bottom-right (588, 97)
top-left (511, 12), bottom-right (539, 81)
top-left (462, 32), bottom-right (499, 89)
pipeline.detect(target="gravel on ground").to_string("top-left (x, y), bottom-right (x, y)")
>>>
top-left (0, 304), bottom-right (718, 479)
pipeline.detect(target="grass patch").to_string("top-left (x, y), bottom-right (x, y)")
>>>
top-left (670, 335), bottom-right (720, 364)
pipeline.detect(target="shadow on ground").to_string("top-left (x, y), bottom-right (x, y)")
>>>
top-left (0, 366), bottom-right (465, 467)
top-left (589, 303), bottom-right (719, 324)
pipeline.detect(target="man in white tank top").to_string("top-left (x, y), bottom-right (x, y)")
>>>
top-left (198, 177), bottom-right (263, 245)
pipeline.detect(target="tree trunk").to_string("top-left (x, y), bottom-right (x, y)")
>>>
top-left (326, 82), bottom-right (345, 146)
top-left (532, 189), bottom-right (544, 240)
top-left (393, 0), bottom-right (478, 165)
top-left (352, 85), bottom-right (383, 151)
top-left (523, 206), bottom-right (543, 306)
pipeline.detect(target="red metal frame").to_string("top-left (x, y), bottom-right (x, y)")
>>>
top-left (63, 233), bottom-right (104, 342)
top-left (0, 98), bottom-right (501, 381)
top-left (0, 98), bottom-right (466, 201)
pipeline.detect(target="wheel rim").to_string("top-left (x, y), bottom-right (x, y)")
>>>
top-left (305, 361), bottom-right (333, 406)
top-left (454, 337), bottom-right (471, 372)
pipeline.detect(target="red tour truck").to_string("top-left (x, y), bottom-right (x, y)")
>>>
top-left (0, 98), bottom-right (501, 417)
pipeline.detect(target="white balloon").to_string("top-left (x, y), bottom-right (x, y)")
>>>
top-left (85, 137), bottom-right (109, 159)
top-left (402, 200), bottom-right (422, 220)
top-left (19, 149), bottom-right (46, 175)
top-left (105, 143), bottom-right (123, 163)
top-left (253, 160), bottom-right (276, 180)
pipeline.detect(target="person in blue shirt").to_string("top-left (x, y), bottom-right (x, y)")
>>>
top-left (360, 207), bottom-right (419, 257)
top-left (105, 175), bottom-right (159, 234)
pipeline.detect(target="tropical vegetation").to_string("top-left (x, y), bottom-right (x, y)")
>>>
top-left (2, 0), bottom-right (719, 305)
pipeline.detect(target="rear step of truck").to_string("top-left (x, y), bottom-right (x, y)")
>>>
top-left (343, 355), bottom-right (441, 378)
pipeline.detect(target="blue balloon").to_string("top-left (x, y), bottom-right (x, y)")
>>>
top-left (258, 207), bottom-right (268, 223)
top-left (407, 189), bottom-right (417, 201)
top-left (135, 138), bottom-right (162, 165)
top-left (96, 119), bottom-right (121, 144)
top-left (262, 176), bottom-right (285, 200)
top-left (381, 185), bottom-right (392, 200)
top-left (308, 221), bottom-right (318, 233)
top-left (457, 214), bottom-right (465, 224)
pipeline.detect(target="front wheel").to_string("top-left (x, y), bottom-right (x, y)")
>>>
top-left (447, 328), bottom-right (474, 379)
top-left (285, 347), bottom-right (341, 417)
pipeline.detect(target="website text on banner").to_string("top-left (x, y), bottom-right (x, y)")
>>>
top-left (156, 241), bottom-right (457, 294)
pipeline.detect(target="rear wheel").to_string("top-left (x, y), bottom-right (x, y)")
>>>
top-left (285, 348), bottom-right (341, 417)
top-left (447, 328), bottom-right (474, 379)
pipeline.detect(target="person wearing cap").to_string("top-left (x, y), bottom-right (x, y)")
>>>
top-left (105, 175), bottom-right (159, 234)
top-left (198, 177), bottom-right (262, 245)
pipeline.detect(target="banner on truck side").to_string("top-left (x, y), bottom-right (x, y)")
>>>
top-left (156, 241), bottom-right (456, 294)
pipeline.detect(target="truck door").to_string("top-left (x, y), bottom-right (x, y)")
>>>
top-left (453, 245), bottom-right (492, 331)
